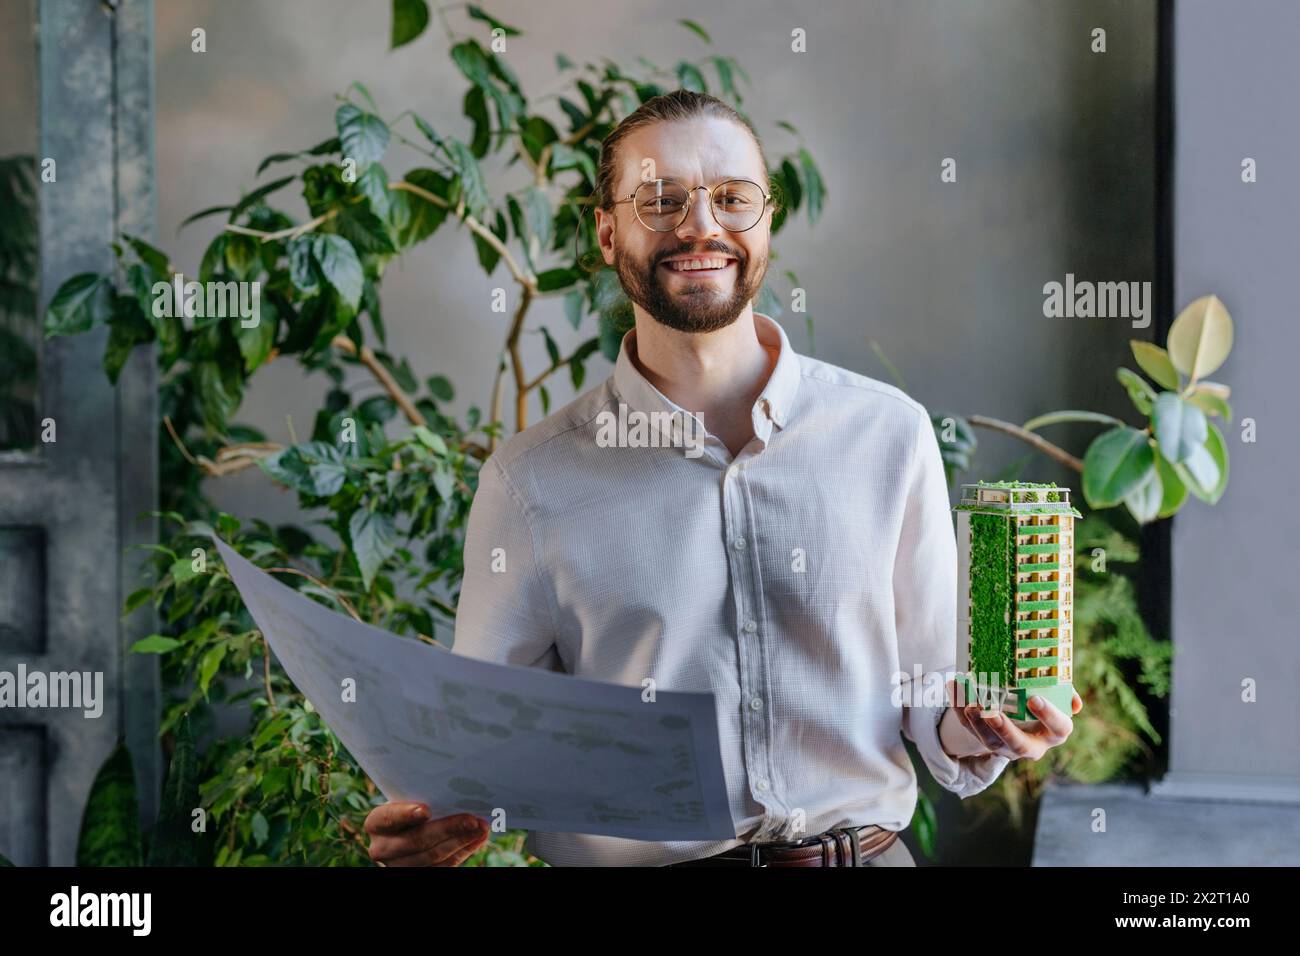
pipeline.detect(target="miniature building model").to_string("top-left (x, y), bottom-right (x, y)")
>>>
top-left (954, 481), bottom-right (1081, 721)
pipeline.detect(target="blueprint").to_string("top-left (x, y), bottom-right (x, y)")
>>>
top-left (214, 539), bottom-right (735, 841)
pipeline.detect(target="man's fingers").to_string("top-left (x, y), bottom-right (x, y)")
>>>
top-left (383, 824), bottom-right (490, 867)
top-left (364, 801), bottom-right (430, 837)
top-left (371, 815), bottom-right (488, 865)
top-left (1027, 695), bottom-right (1074, 738)
top-left (955, 705), bottom-right (1003, 753)
top-left (977, 709), bottom-right (1037, 758)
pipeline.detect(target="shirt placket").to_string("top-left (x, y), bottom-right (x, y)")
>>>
top-left (720, 447), bottom-right (786, 840)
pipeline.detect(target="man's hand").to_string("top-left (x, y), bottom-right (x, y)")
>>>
top-left (363, 801), bottom-right (490, 867)
top-left (940, 678), bottom-right (1082, 761)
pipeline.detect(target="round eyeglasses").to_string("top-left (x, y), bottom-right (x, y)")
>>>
top-left (613, 178), bottom-right (772, 233)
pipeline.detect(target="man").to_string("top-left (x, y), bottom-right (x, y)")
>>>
top-left (364, 89), bottom-right (1081, 867)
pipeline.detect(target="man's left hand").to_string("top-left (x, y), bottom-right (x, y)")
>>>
top-left (941, 678), bottom-right (1082, 761)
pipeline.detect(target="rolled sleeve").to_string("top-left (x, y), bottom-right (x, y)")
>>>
top-left (894, 408), bottom-right (1010, 798)
top-left (452, 455), bottom-right (563, 672)
top-left (902, 705), bottom-right (1012, 798)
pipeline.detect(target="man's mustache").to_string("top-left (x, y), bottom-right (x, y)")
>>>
top-left (652, 240), bottom-right (745, 268)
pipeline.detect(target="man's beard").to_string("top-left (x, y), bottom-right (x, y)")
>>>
top-left (613, 237), bottom-right (768, 334)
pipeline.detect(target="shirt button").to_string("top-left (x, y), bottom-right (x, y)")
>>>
top-left (756, 779), bottom-right (770, 792)
top-left (726, 465), bottom-right (739, 480)
top-left (750, 697), bottom-right (763, 711)
top-left (743, 619), bottom-right (757, 634)
top-left (733, 536), bottom-right (747, 551)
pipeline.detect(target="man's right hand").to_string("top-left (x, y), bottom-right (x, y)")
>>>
top-left (364, 802), bottom-right (490, 867)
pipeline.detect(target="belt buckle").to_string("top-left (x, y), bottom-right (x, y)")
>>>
top-left (750, 842), bottom-right (768, 867)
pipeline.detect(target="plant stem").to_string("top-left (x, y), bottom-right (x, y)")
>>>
top-left (388, 180), bottom-right (535, 290)
top-left (264, 566), bottom-right (364, 622)
top-left (330, 335), bottom-right (427, 427)
top-left (507, 285), bottom-right (535, 432)
top-left (967, 415), bottom-right (1084, 473)
top-left (262, 635), bottom-right (277, 713)
top-left (226, 209), bottom-right (338, 243)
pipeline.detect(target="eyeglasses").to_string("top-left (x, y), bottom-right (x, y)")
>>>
top-left (612, 178), bottom-right (772, 233)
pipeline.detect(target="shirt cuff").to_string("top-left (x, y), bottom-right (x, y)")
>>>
top-left (903, 702), bottom-right (1012, 799)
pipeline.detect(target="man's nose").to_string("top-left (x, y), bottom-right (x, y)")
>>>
top-left (674, 186), bottom-right (722, 241)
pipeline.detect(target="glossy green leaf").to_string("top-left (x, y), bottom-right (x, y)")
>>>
top-left (391, 0), bottom-right (430, 49)
top-left (1123, 459), bottom-right (1162, 525)
top-left (1082, 426), bottom-right (1156, 508)
top-left (1151, 391), bottom-right (1208, 465)
top-left (1172, 429), bottom-right (1225, 505)
top-left (1167, 294), bottom-right (1233, 381)
top-left (44, 273), bottom-right (112, 337)
top-left (350, 508), bottom-right (396, 591)
top-left (1130, 340), bottom-right (1179, 390)
top-left (798, 148), bottom-right (825, 223)
top-left (1022, 409), bottom-right (1126, 432)
top-left (1153, 452), bottom-right (1186, 518)
top-left (1185, 386), bottom-right (1231, 423)
top-left (229, 175), bottom-right (296, 222)
top-left (312, 234), bottom-right (364, 312)
top-left (467, 4), bottom-right (522, 36)
top-left (198, 644), bottom-right (227, 697)
top-left (678, 18), bottom-right (711, 42)
top-left (76, 743), bottom-right (143, 866)
top-left (1116, 367), bottom-right (1156, 416)
top-left (335, 104), bottom-right (390, 169)
top-left (148, 713), bottom-right (201, 866)
top-left (130, 634), bottom-right (183, 654)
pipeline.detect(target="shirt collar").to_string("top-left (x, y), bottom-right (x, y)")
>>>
top-left (611, 311), bottom-right (801, 450)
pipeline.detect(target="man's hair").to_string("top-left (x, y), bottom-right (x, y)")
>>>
top-left (595, 89), bottom-right (771, 211)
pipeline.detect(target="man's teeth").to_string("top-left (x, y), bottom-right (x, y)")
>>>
top-left (665, 258), bottom-right (731, 271)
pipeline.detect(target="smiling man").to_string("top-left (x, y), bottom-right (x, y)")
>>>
top-left (363, 89), bottom-right (1080, 868)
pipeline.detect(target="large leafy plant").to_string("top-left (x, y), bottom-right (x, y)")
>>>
top-left (42, 7), bottom-right (826, 866)
top-left (935, 295), bottom-right (1235, 526)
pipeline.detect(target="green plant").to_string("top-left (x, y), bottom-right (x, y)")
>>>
top-left (0, 715), bottom-right (205, 868)
top-left (933, 295), bottom-right (1235, 526)
top-left (42, 7), bottom-right (827, 866)
top-left (75, 715), bottom-right (205, 866)
top-left (0, 154), bottom-right (39, 451)
top-left (981, 509), bottom-right (1171, 829)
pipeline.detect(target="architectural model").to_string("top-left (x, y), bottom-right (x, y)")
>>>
top-left (954, 481), bottom-right (1081, 721)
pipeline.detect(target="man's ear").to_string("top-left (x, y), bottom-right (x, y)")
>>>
top-left (594, 207), bottom-right (616, 266)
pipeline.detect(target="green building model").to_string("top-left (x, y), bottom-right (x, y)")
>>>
top-left (954, 480), bottom-right (1081, 721)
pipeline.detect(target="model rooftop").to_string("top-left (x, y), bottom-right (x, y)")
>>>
top-left (955, 481), bottom-right (1080, 515)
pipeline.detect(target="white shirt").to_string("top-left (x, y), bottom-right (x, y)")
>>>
top-left (452, 311), bottom-right (1010, 866)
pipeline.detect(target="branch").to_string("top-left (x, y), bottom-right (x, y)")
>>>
top-left (533, 119), bottom-right (600, 185)
top-left (506, 285), bottom-right (536, 432)
top-left (967, 415), bottom-right (1084, 473)
top-left (226, 209), bottom-right (338, 243)
top-left (523, 355), bottom-right (571, 392)
top-left (264, 566), bottom-right (363, 622)
top-left (330, 335), bottom-right (426, 428)
top-left (262, 635), bottom-right (277, 714)
top-left (388, 180), bottom-right (536, 290)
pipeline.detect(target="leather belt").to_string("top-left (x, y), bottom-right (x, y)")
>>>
top-left (666, 825), bottom-right (899, 867)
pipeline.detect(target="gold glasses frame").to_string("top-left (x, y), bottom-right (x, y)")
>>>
top-left (612, 177), bottom-right (773, 233)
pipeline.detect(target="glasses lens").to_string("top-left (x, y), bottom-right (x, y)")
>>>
top-left (712, 180), bottom-right (766, 231)
top-left (634, 180), bottom-right (690, 231)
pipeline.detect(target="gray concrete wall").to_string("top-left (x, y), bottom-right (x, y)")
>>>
top-left (150, 0), bottom-right (1156, 525)
top-left (1157, 0), bottom-right (1300, 801)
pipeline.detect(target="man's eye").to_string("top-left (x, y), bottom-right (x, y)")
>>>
top-left (644, 197), bottom-right (682, 211)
